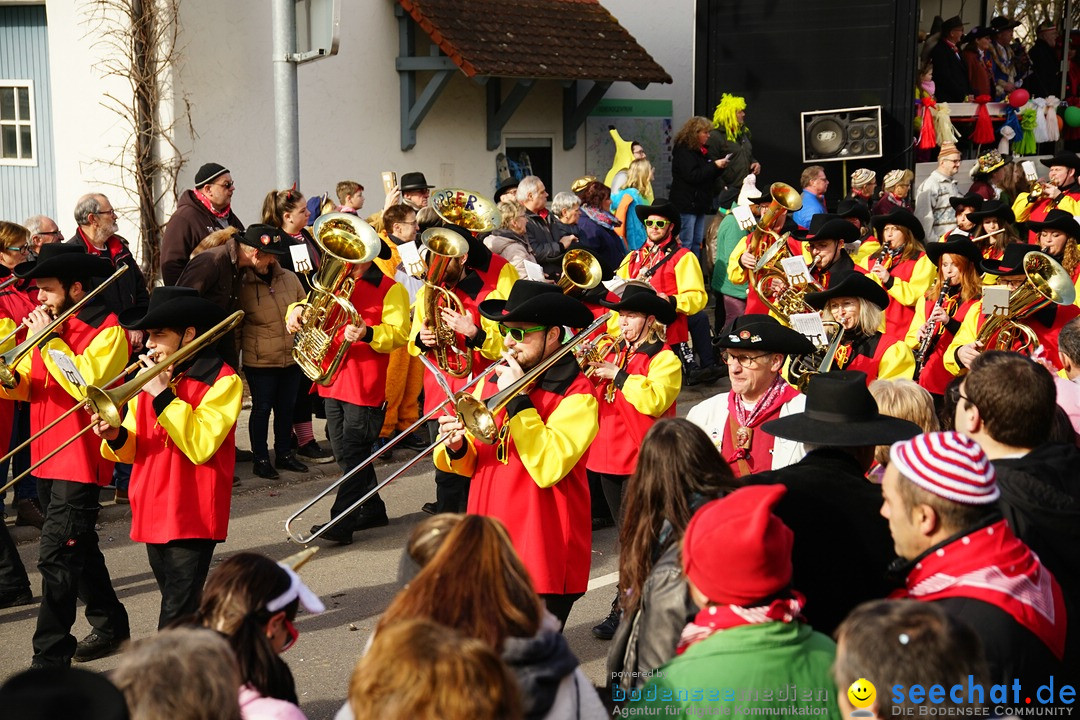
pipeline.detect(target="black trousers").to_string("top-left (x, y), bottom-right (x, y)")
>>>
top-left (540, 592), bottom-right (584, 630)
top-left (325, 399), bottom-right (386, 525)
top-left (145, 539), bottom-right (216, 629)
top-left (591, 471), bottom-right (630, 528)
top-left (0, 518), bottom-right (30, 596)
top-left (34, 479), bottom-right (128, 666)
top-left (426, 420), bottom-right (470, 513)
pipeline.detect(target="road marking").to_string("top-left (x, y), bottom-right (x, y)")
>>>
top-left (588, 571), bottom-right (619, 591)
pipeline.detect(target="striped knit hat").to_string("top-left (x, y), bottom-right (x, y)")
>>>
top-left (889, 432), bottom-right (999, 505)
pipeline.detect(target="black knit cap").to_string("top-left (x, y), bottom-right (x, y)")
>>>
top-left (194, 163), bottom-right (229, 188)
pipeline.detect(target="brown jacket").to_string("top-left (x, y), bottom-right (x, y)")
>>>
top-left (161, 189), bottom-right (244, 286)
top-left (177, 228), bottom-right (244, 312)
top-left (238, 263), bottom-right (305, 369)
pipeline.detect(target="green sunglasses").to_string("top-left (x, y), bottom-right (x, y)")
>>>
top-left (643, 218), bottom-right (670, 229)
top-left (498, 324), bottom-right (547, 342)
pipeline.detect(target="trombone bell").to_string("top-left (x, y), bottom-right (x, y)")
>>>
top-left (558, 249), bottom-right (602, 295)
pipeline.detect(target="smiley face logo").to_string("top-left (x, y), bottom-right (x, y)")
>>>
top-left (847, 678), bottom-right (876, 712)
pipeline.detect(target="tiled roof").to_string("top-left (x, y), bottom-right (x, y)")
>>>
top-left (397, 0), bottom-right (672, 84)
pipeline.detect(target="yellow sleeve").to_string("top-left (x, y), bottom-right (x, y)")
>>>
top-left (878, 340), bottom-right (916, 380)
top-left (369, 282), bottom-right (409, 354)
top-left (495, 261), bottom-right (519, 299)
top-left (727, 237), bottom-right (749, 285)
top-left (40, 325), bottom-right (129, 403)
top-left (1012, 192), bottom-right (1037, 223)
top-left (407, 285), bottom-right (428, 357)
top-left (434, 436), bottom-right (477, 477)
top-left (508, 392), bottom-right (599, 488)
top-left (100, 395), bottom-right (139, 464)
top-left (616, 251), bottom-right (633, 281)
top-left (619, 349), bottom-right (682, 417)
top-left (852, 240), bottom-right (882, 268)
top-left (870, 255), bottom-right (935, 308)
top-left (905, 296), bottom-right (930, 350)
top-left (672, 252), bottom-right (707, 316)
top-left (944, 300), bottom-right (982, 376)
top-left (408, 285), bottom-right (505, 361)
top-left (0, 319), bottom-right (30, 402)
top-left (154, 373), bottom-right (243, 465)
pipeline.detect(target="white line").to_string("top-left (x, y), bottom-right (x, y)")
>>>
top-left (588, 571), bottom-right (619, 591)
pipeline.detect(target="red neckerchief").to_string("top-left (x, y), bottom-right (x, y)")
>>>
top-left (194, 189), bottom-right (231, 220)
top-left (629, 237), bottom-right (677, 278)
top-left (725, 375), bottom-right (795, 466)
top-left (76, 227), bottom-right (123, 262)
top-left (676, 592), bottom-right (806, 655)
top-left (892, 518), bottom-right (1067, 659)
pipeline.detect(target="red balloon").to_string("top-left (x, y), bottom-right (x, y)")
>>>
top-left (1008, 89), bottom-right (1030, 108)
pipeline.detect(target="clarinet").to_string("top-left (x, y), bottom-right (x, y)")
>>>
top-left (914, 285), bottom-right (950, 379)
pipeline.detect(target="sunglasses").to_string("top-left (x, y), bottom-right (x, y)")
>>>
top-left (281, 618), bottom-right (299, 652)
top-left (498, 324), bottom-right (546, 342)
top-left (643, 219), bottom-right (670, 229)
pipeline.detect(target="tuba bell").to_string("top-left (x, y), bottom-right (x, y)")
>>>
top-left (558, 249), bottom-right (603, 296)
top-left (975, 251), bottom-right (1076, 355)
top-left (420, 227), bottom-right (472, 378)
top-left (292, 213), bottom-right (382, 386)
top-left (786, 319), bottom-right (845, 390)
top-left (431, 188), bottom-right (502, 233)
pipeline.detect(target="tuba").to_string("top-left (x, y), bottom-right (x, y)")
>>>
top-left (420, 227), bottom-right (472, 378)
top-left (975, 251), bottom-right (1075, 354)
top-left (292, 213), bottom-right (382, 386)
top-left (431, 188), bottom-right (501, 233)
top-left (558, 249), bottom-right (603, 296)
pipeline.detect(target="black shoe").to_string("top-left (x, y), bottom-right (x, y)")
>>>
top-left (297, 440), bottom-right (335, 464)
top-left (399, 431), bottom-right (431, 450)
top-left (421, 501), bottom-right (437, 515)
top-left (311, 522), bottom-right (353, 545)
top-left (235, 447), bottom-right (254, 462)
top-left (14, 498), bottom-right (45, 528)
top-left (354, 512), bottom-right (389, 531)
top-left (685, 364), bottom-right (725, 387)
top-left (591, 605), bottom-right (621, 640)
top-left (73, 631), bottom-right (129, 662)
top-left (252, 459), bottom-right (279, 480)
top-left (275, 453), bottom-right (309, 473)
top-left (0, 587), bottom-right (33, 609)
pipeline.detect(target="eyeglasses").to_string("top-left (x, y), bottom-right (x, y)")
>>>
top-left (215, 181), bottom-right (235, 189)
top-left (93, 209), bottom-right (117, 217)
top-left (643, 219), bottom-right (670, 229)
top-left (720, 351), bottom-right (773, 368)
top-left (281, 618), bottom-right (299, 652)
top-left (498, 324), bottom-right (546, 342)
top-left (2, 245), bottom-right (27, 254)
top-left (38, 230), bottom-right (63, 237)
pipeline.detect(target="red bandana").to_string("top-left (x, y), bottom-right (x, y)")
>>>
top-left (194, 189), bottom-right (231, 220)
top-left (676, 592), bottom-right (806, 655)
top-left (893, 519), bottom-right (1067, 659)
top-left (726, 375), bottom-right (794, 466)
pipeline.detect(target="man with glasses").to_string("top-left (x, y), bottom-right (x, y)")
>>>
top-left (1012, 151), bottom-right (1080, 243)
top-left (687, 314), bottom-right (814, 477)
top-left (161, 162), bottom-right (244, 285)
top-left (21, 215), bottom-right (63, 258)
top-left (914, 143), bottom-right (962, 240)
top-left (792, 165), bottom-right (828, 229)
top-left (436, 280), bottom-right (599, 628)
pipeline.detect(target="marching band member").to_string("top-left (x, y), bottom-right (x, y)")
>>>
top-left (724, 189), bottom-right (789, 316)
top-left (93, 287), bottom-right (242, 629)
top-left (802, 216), bottom-right (860, 289)
top-left (966, 199), bottom-right (1021, 261)
top-left (436, 281), bottom-right (600, 627)
top-left (686, 314), bottom-right (814, 476)
top-left (906, 236), bottom-right (983, 399)
top-left (865, 209), bottom-right (935, 341)
top-left (286, 238), bottom-right (409, 545)
top-left (1012, 151), bottom-right (1080, 243)
top-left (616, 200), bottom-right (707, 366)
top-left (1027, 209), bottom-right (1080, 302)
top-left (836, 198), bottom-right (881, 266)
top-left (945, 244), bottom-right (1080, 375)
top-left (805, 272), bottom-right (916, 383)
top-left (946, 192), bottom-right (984, 238)
top-left (409, 224), bottom-right (509, 514)
top-left (0, 244), bottom-right (131, 666)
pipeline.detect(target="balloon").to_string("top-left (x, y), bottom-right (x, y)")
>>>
top-left (1008, 89), bottom-right (1030, 108)
top-left (1065, 106), bottom-right (1080, 128)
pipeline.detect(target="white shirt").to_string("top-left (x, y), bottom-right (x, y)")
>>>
top-left (686, 391), bottom-right (807, 471)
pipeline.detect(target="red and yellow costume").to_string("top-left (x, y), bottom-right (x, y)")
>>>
top-left (618, 239), bottom-right (706, 344)
top-left (905, 286), bottom-right (979, 395)
top-left (863, 252), bottom-right (936, 342)
top-left (832, 330), bottom-right (915, 384)
top-left (1012, 184), bottom-right (1080, 243)
top-left (944, 301), bottom-right (1080, 376)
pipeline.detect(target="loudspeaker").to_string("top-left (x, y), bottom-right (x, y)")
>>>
top-left (801, 106), bottom-right (883, 162)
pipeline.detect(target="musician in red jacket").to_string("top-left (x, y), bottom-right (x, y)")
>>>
top-left (93, 287), bottom-right (243, 629)
top-left (0, 244), bottom-right (131, 666)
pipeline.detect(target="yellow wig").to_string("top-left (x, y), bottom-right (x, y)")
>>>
top-left (713, 93), bottom-right (747, 142)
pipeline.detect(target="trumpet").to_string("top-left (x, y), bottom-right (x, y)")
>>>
top-left (578, 333), bottom-right (621, 377)
top-left (558, 249), bottom-right (602, 296)
top-left (420, 227), bottom-right (472, 378)
top-left (0, 311), bottom-right (244, 496)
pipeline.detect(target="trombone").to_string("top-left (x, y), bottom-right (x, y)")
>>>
top-left (285, 312), bottom-right (612, 544)
top-left (557, 249), bottom-right (603, 296)
top-left (0, 310), bottom-right (244, 495)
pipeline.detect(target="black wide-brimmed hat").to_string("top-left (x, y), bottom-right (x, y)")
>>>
top-left (871, 208), bottom-right (926, 242)
top-left (948, 192), bottom-right (985, 211)
top-left (714, 314), bottom-right (815, 355)
top-left (942, 15), bottom-right (965, 32)
top-left (119, 286), bottom-right (228, 332)
top-left (791, 213), bottom-right (837, 241)
top-left (966, 199), bottom-right (1015, 225)
top-left (478, 279), bottom-right (593, 327)
top-left (599, 282), bottom-right (677, 325)
top-left (1040, 151), bottom-right (1080, 171)
top-left (965, 25), bottom-right (997, 41)
top-left (634, 198), bottom-right (681, 237)
top-left (1025, 208), bottom-right (1080, 239)
top-left (989, 16), bottom-right (1020, 31)
top-left (802, 217), bottom-right (860, 244)
top-left (495, 177), bottom-right (519, 199)
top-left (762, 370), bottom-right (922, 445)
top-left (0, 666), bottom-right (129, 720)
top-left (836, 199), bottom-right (871, 226)
top-left (238, 224), bottom-right (288, 256)
top-left (805, 272), bottom-right (890, 311)
top-left (926, 235), bottom-right (982, 266)
top-left (980, 243), bottom-right (1039, 276)
top-left (14, 243), bottom-right (114, 281)
top-left (400, 172), bottom-right (434, 191)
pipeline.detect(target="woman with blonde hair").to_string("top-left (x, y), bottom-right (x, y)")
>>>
top-left (867, 378), bottom-right (940, 481)
top-left (670, 115), bottom-right (728, 260)
top-left (1027, 209), bottom-right (1080, 300)
top-left (611, 159), bottom-right (654, 251)
top-left (484, 199), bottom-right (538, 279)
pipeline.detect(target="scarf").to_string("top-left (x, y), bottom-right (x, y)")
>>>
top-left (726, 375), bottom-right (790, 465)
top-left (893, 518), bottom-right (1066, 659)
top-left (676, 592), bottom-right (806, 655)
top-left (194, 189), bottom-right (231, 220)
top-left (580, 204), bottom-right (621, 230)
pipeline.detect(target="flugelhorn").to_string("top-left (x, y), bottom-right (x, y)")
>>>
top-left (0, 311), bottom-right (244, 495)
top-left (293, 213), bottom-right (382, 386)
top-left (558, 249), bottom-right (602, 296)
top-left (431, 188), bottom-right (501, 233)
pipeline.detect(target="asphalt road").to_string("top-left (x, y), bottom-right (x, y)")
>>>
top-left (0, 378), bottom-right (725, 719)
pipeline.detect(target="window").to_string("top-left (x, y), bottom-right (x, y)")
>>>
top-left (0, 82), bottom-right (35, 165)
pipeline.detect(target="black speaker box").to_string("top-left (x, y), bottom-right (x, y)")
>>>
top-left (801, 106), bottom-right (883, 162)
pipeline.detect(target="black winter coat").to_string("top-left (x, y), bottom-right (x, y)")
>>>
top-left (930, 40), bottom-right (971, 102)
top-left (669, 144), bottom-right (721, 214)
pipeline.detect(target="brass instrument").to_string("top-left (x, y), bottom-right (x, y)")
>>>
top-left (292, 213), bottom-right (382, 386)
top-left (787, 320), bottom-right (845, 390)
top-left (558, 249), bottom-right (603, 296)
top-left (975, 251), bottom-right (1075, 354)
top-left (578, 333), bottom-right (621, 378)
top-left (420, 227), bottom-right (472, 378)
top-left (431, 188), bottom-right (501, 233)
top-left (0, 311), bottom-right (244, 495)
top-left (754, 257), bottom-right (821, 323)
top-left (0, 264), bottom-right (129, 389)
top-left (746, 183), bottom-right (802, 300)
top-left (914, 285), bottom-right (951, 378)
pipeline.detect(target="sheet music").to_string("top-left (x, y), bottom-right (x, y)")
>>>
top-left (789, 312), bottom-right (829, 347)
top-left (47, 349), bottom-right (86, 387)
top-left (523, 260), bottom-right (545, 281)
top-left (982, 286), bottom-right (1011, 317)
top-left (781, 256), bottom-right (812, 286)
top-left (289, 244), bottom-right (313, 274)
top-left (397, 241), bottom-right (426, 279)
